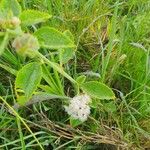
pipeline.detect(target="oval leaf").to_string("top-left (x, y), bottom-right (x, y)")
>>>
top-left (81, 81), bottom-right (115, 99)
top-left (59, 48), bottom-right (74, 64)
top-left (0, 0), bottom-right (21, 17)
top-left (34, 27), bottom-right (75, 49)
top-left (59, 30), bottom-right (75, 64)
top-left (15, 62), bottom-right (42, 104)
top-left (63, 30), bottom-right (74, 42)
top-left (76, 75), bottom-right (86, 84)
top-left (20, 10), bottom-right (51, 26)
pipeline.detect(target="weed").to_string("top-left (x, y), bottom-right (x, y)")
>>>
top-left (0, 0), bottom-right (150, 149)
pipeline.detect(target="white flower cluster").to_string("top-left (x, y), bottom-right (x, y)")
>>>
top-left (65, 94), bottom-right (91, 122)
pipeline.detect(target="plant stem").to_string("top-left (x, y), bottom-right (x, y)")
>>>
top-left (0, 96), bottom-right (44, 150)
top-left (36, 51), bottom-right (77, 85)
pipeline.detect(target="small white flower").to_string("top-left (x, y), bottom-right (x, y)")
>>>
top-left (65, 94), bottom-right (91, 122)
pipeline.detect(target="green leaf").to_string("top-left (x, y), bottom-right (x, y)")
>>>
top-left (76, 75), bottom-right (86, 84)
top-left (70, 117), bottom-right (82, 127)
top-left (20, 10), bottom-right (51, 26)
top-left (63, 30), bottom-right (74, 42)
top-left (15, 62), bottom-right (42, 105)
top-left (0, 0), bottom-right (21, 17)
top-left (16, 96), bottom-right (27, 106)
top-left (104, 101), bottom-right (117, 113)
top-left (60, 30), bottom-right (75, 64)
top-left (59, 48), bottom-right (75, 64)
top-left (81, 81), bottom-right (115, 99)
top-left (34, 27), bottom-right (75, 49)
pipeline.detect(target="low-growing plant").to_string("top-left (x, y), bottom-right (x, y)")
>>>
top-left (1, 0), bottom-right (150, 149)
top-left (0, 0), bottom-right (116, 148)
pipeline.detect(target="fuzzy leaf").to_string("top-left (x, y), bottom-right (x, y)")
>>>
top-left (20, 10), bottom-right (51, 26)
top-left (81, 81), bottom-right (115, 99)
top-left (104, 101), bottom-right (117, 113)
top-left (34, 27), bottom-right (75, 49)
top-left (59, 30), bottom-right (75, 64)
top-left (76, 75), bottom-right (86, 84)
top-left (59, 48), bottom-right (75, 64)
top-left (0, 0), bottom-right (21, 16)
top-left (15, 62), bottom-right (42, 105)
top-left (63, 30), bottom-right (74, 42)
top-left (16, 96), bottom-right (27, 106)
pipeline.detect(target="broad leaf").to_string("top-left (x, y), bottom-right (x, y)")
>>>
top-left (76, 75), bottom-right (86, 84)
top-left (60, 30), bottom-right (75, 64)
top-left (15, 62), bottom-right (42, 105)
top-left (0, 0), bottom-right (21, 16)
top-left (34, 27), bottom-right (75, 49)
top-left (104, 101), bottom-right (117, 113)
top-left (81, 81), bottom-right (115, 99)
top-left (59, 48), bottom-right (75, 64)
top-left (20, 10), bottom-right (51, 26)
top-left (16, 96), bottom-right (27, 106)
top-left (63, 30), bottom-right (74, 41)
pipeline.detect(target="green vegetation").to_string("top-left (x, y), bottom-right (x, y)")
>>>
top-left (0, 0), bottom-right (150, 149)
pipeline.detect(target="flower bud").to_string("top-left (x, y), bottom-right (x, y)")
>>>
top-left (12, 33), bottom-right (39, 56)
top-left (10, 17), bottom-right (21, 27)
top-left (0, 15), bottom-right (21, 29)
